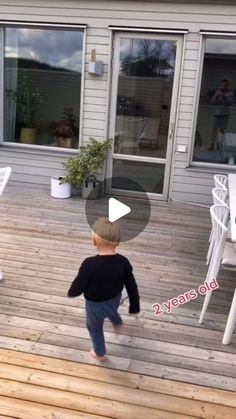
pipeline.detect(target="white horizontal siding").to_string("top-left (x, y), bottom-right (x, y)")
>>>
top-left (179, 104), bottom-right (194, 113)
top-left (1, 1), bottom-right (236, 27)
top-left (176, 127), bottom-right (191, 138)
top-left (178, 112), bottom-right (192, 121)
top-left (181, 78), bottom-right (196, 87)
top-left (83, 119), bottom-right (105, 130)
top-left (83, 128), bottom-right (105, 138)
top-left (86, 35), bottom-right (109, 46)
top-left (84, 96), bottom-right (107, 106)
top-left (182, 70), bottom-right (197, 80)
top-left (185, 41), bottom-right (200, 50)
top-left (177, 119), bottom-right (192, 128)
top-left (174, 168), bottom-right (214, 179)
top-left (83, 111), bottom-right (106, 121)
top-left (0, 0), bottom-right (235, 201)
top-left (83, 103), bottom-right (106, 113)
top-left (171, 191), bottom-right (211, 206)
top-left (0, 147), bottom-right (73, 185)
top-left (172, 180), bottom-right (212, 194)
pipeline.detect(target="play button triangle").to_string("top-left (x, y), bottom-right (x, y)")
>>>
top-left (108, 197), bottom-right (131, 222)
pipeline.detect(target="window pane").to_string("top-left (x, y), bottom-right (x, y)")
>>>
top-left (4, 27), bottom-right (83, 148)
top-left (193, 38), bottom-right (236, 166)
top-left (114, 38), bottom-right (176, 158)
top-left (112, 159), bottom-right (164, 194)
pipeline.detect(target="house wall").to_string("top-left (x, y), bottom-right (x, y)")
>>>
top-left (0, 0), bottom-right (236, 203)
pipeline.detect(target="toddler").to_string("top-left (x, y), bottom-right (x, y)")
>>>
top-left (67, 217), bottom-right (140, 361)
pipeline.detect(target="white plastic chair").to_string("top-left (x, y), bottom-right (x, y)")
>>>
top-left (0, 167), bottom-right (12, 197)
top-left (117, 117), bottom-right (148, 154)
top-left (207, 175), bottom-right (228, 261)
top-left (199, 204), bottom-right (236, 344)
top-left (223, 289), bottom-right (236, 344)
top-left (206, 188), bottom-right (229, 265)
top-left (214, 174), bottom-right (228, 190)
top-left (0, 167), bottom-right (12, 280)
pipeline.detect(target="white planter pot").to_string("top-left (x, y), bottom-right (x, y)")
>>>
top-left (51, 177), bottom-right (71, 198)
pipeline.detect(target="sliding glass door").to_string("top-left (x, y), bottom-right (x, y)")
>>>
top-left (108, 32), bottom-right (183, 199)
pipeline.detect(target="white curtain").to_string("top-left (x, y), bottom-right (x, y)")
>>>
top-left (4, 28), bottom-right (18, 141)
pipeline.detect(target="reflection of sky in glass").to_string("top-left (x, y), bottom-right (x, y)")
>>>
top-left (120, 38), bottom-right (176, 65)
top-left (5, 28), bottom-right (83, 72)
top-left (120, 38), bottom-right (175, 61)
top-left (206, 38), bottom-right (236, 55)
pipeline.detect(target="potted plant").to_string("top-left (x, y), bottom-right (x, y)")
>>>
top-left (6, 72), bottom-right (43, 144)
top-left (50, 175), bottom-right (72, 199)
top-left (48, 107), bottom-right (79, 148)
top-left (62, 138), bottom-right (112, 199)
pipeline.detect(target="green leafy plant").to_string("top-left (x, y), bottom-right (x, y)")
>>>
top-left (62, 138), bottom-right (112, 186)
top-left (6, 72), bottom-right (43, 128)
top-left (48, 107), bottom-right (79, 139)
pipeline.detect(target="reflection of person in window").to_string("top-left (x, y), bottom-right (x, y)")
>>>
top-left (209, 79), bottom-right (233, 151)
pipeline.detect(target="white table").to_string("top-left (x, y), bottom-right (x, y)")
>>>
top-left (228, 173), bottom-right (236, 242)
top-left (224, 134), bottom-right (236, 164)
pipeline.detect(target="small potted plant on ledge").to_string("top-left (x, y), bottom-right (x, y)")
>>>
top-left (6, 72), bottom-right (43, 144)
top-left (49, 107), bottom-right (79, 148)
top-left (62, 137), bottom-right (112, 199)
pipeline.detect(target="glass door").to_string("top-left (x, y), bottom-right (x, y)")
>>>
top-left (108, 32), bottom-right (183, 199)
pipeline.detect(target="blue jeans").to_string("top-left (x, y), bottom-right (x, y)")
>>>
top-left (86, 294), bottom-right (122, 356)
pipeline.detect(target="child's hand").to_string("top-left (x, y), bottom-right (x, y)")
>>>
top-left (129, 307), bottom-right (140, 314)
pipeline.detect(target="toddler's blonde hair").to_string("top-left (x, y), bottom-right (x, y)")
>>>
top-left (92, 217), bottom-right (120, 247)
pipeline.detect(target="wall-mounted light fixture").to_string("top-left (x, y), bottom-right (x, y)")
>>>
top-left (88, 49), bottom-right (103, 76)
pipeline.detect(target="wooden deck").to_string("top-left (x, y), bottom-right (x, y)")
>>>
top-left (0, 183), bottom-right (235, 418)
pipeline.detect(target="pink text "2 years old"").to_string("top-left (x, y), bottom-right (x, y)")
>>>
top-left (152, 278), bottom-right (219, 315)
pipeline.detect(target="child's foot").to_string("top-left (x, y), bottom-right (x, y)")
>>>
top-left (89, 349), bottom-right (107, 362)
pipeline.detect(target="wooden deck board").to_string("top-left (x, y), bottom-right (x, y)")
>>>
top-left (0, 349), bottom-right (235, 419)
top-left (0, 183), bottom-right (235, 417)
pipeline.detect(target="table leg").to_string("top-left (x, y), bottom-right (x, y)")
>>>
top-left (222, 288), bottom-right (236, 345)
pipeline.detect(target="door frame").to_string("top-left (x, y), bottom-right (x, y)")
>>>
top-left (107, 31), bottom-right (184, 200)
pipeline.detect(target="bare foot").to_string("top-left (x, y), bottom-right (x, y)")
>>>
top-left (89, 349), bottom-right (107, 362)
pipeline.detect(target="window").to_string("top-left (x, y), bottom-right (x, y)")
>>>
top-left (193, 37), bottom-right (236, 167)
top-left (3, 26), bottom-right (83, 148)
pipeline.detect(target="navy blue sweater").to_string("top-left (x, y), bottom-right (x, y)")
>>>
top-left (67, 254), bottom-right (140, 314)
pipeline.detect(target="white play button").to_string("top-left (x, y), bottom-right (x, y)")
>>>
top-left (85, 176), bottom-right (151, 242)
top-left (108, 197), bottom-right (131, 222)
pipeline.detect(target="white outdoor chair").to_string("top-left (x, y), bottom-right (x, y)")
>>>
top-left (199, 204), bottom-right (236, 344)
top-left (0, 167), bottom-right (12, 280)
top-left (0, 167), bottom-right (12, 197)
top-left (206, 188), bottom-right (229, 265)
top-left (117, 117), bottom-right (148, 154)
top-left (214, 174), bottom-right (228, 190)
top-left (207, 175), bottom-right (229, 261)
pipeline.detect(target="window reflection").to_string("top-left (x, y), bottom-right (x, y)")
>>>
top-left (4, 27), bottom-right (83, 148)
top-left (193, 38), bottom-right (236, 166)
top-left (114, 38), bottom-right (176, 158)
top-left (113, 159), bottom-right (165, 193)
